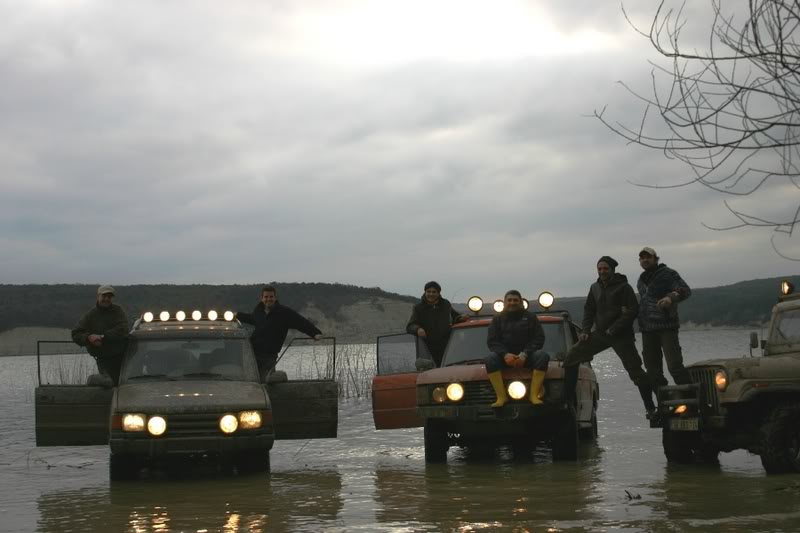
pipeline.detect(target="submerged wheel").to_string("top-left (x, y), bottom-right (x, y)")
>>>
top-left (760, 402), bottom-right (800, 474)
top-left (662, 429), bottom-right (695, 464)
top-left (578, 408), bottom-right (599, 442)
top-left (552, 406), bottom-right (579, 461)
top-left (109, 453), bottom-right (139, 481)
top-left (424, 420), bottom-right (449, 463)
top-left (236, 450), bottom-right (271, 475)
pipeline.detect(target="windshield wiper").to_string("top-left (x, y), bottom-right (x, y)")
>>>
top-left (181, 372), bottom-right (233, 380)
top-left (126, 374), bottom-right (175, 381)
top-left (445, 358), bottom-right (486, 367)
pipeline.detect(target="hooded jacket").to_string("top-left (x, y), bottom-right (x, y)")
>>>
top-left (581, 273), bottom-right (639, 338)
top-left (487, 309), bottom-right (545, 358)
top-left (406, 297), bottom-right (462, 363)
top-left (237, 301), bottom-right (322, 357)
top-left (71, 303), bottom-right (129, 360)
top-left (637, 263), bottom-right (691, 332)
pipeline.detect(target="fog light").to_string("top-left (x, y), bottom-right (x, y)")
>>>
top-left (238, 410), bottom-right (262, 429)
top-left (674, 405), bottom-right (688, 415)
top-left (508, 381), bottom-right (527, 400)
top-left (220, 414), bottom-right (238, 434)
top-left (446, 383), bottom-right (464, 402)
top-left (147, 416), bottom-right (167, 436)
top-left (122, 413), bottom-right (146, 432)
top-left (715, 370), bottom-right (728, 391)
top-left (432, 387), bottom-right (446, 403)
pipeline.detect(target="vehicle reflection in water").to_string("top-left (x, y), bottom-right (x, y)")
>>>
top-left (372, 443), bottom-right (605, 531)
top-left (35, 469), bottom-right (343, 533)
top-left (637, 463), bottom-right (800, 532)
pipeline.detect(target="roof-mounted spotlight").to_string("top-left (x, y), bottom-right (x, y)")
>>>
top-left (522, 298), bottom-right (529, 310)
top-left (159, 311), bottom-right (170, 322)
top-left (192, 310), bottom-right (202, 321)
top-left (224, 311), bottom-right (234, 321)
top-left (493, 300), bottom-right (504, 313)
top-left (176, 310), bottom-right (186, 322)
top-left (467, 296), bottom-right (484, 314)
top-left (538, 291), bottom-right (555, 310)
top-left (781, 280), bottom-right (795, 296)
top-left (208, 310), bottom-right (218, 321)
top-left (143, 312), bottom-right (154, 323)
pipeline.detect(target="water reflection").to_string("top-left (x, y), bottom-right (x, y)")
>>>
top-left (372, 443), bottom-right (605, 531)
top-left (36, 469), bottom-right (343, 533)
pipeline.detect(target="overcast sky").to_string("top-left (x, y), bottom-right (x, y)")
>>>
top-left (1, 0), bottom-right (797, 302)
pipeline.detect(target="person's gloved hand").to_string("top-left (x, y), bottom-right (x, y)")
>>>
top-left (504, 354), bottom-right (517, 367)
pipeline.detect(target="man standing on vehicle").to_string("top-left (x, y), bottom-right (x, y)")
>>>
top-left (407, 281), bottom-right (469, 367)
top-left (71, 285), bottom-right (130, 386)
top-left (637, 247), bottom-right (692, 387)
top-left (485, 290), bottom-right (549, 407)
top-left (561, 257), bottom-right (657, 416)
top-left (236, 285), bottom-right (323, 382)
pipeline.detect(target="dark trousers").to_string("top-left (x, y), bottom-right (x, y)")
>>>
top-left (256, 352), bottom-right (279, 383)
top-left (641, 329), bottom-right (691, 387)
top-left (95, 357), bottom-right (122, 386)
top-left (485, 350), bottom-right (550, 372)
top-left (562, 333), bottom-right (654, 411)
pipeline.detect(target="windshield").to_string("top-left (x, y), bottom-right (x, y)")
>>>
top-left (773, 309), bottom-right (800, 344)
top-left (442, 322), bottom-right (567, 366)
top-left (121, 338), bottom-right (259, 383)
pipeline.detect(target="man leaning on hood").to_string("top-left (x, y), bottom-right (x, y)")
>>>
top-left (406, 281), bottom-right (468, 367)
top-left (236, 285), bottom-right (322, 382)
top-left (561, 256), bottom-right (657, 418)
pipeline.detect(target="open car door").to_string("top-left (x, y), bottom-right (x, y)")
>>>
top-left (371, 334), bottom-right (426, 430)
top-left (268, 337), bottom-right (339, 439)
top-left (36, 385), bottom-right (113, 446)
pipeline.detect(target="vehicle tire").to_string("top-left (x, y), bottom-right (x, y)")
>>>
top-left (109, 453), bottom-right (139, 481)
top-left (236, 450), bottom-right (271, 475)
top-left (424, 420), bottom-right (448, 463)
top-left (662, 429), bottom-right (694, 464)
top-left (579, 409), bottom-right (599, 442)
top-left (759, 402), bottom-right (800, 474)
top-left (552, 406), bottom-right (579, 461)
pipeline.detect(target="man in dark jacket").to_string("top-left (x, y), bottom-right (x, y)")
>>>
top-left (637, 247), bottom-right (692, 387)
top-left (561, 257), bottom-right (657, 416)
top-left (71, 285), bottom-right (130, 386)
top-left (406, 281), bottom-right (468, 367)
top-left (485, 290), bottom-right (549, 407)
top-left (236, 286), bottom-right (323, 382)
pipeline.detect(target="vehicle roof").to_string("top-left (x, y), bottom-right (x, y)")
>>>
top-left (453, 313), bottom-right (567, 329)
top-left (131, 321), bottom-right (249, 339)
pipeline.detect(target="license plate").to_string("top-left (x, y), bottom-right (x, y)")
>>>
top-left (669, 418), bottom-right (699, 431)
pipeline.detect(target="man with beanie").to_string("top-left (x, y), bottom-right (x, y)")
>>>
top-left (406, 281), bottom-right (468, 367)
top-left (485, 290), bottom-right (550, 407)
top-left (637, 247), bottom-right (692, 387)
top-left (71, 285), bottom-right (130, 386)
top-left (561, 257), bottom-right (657, 417)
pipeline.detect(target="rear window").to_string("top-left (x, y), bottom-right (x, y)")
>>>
top-left (121, 338), bottom-right (259, 383)
top-left (442, 322), bottom-right (567, 366)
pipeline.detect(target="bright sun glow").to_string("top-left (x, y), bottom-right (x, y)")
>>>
top-left (276, 1), bottom-right (618, 67)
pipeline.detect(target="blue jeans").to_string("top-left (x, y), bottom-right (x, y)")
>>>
top-left (485, 350), bottom-right (550, 372)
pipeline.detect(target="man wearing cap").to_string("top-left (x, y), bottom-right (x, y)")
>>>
top-left (236, 285), bottom-right (323, 382)
top-left (485, 290), bottom-right (549, 407)
top-left (406, 281), bottom-right (468, 367)
top-left (561, 257), bottom-right (657, 416)
top-left (71, 285), bottom-right (130, 386)
top-left (637, 247), bottom-right (692, 387)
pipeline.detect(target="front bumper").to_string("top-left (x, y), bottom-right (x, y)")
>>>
top-left (419, 402), bottom-right (560, 421)
top-left (110, 430), bottom-right (274, 456)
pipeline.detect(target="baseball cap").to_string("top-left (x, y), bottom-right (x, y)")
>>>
top-left (639, 247), bottom-right (658, 258)
top-left (97, 285), bottom-right (115, 296)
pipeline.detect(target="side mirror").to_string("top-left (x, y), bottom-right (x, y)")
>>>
top-left (415, 358), bottom-right (435, 371)
top-left (750, 332), bottom-right (759, 349)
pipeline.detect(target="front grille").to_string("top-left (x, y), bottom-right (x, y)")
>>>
top-left (690, 368), bottom-right (720, 414)
top-left (462, 381), bottom-right (496, 405)
top-left (164, 413), bottom-right (227, 437)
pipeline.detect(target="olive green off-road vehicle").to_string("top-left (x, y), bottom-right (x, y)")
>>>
top-left (657, 280), bottom-right (800, 473)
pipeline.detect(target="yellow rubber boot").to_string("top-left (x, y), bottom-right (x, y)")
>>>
top-left (488, 370), bottom-right (508, 408)
top-left (530, 370), bottom-right (546, 405)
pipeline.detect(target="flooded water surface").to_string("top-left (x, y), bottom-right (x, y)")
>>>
top-left (2, 331), bottom-right (800, 532)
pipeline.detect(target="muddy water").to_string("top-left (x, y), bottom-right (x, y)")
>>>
top-left (2, 331), bottom-right (800, 532)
